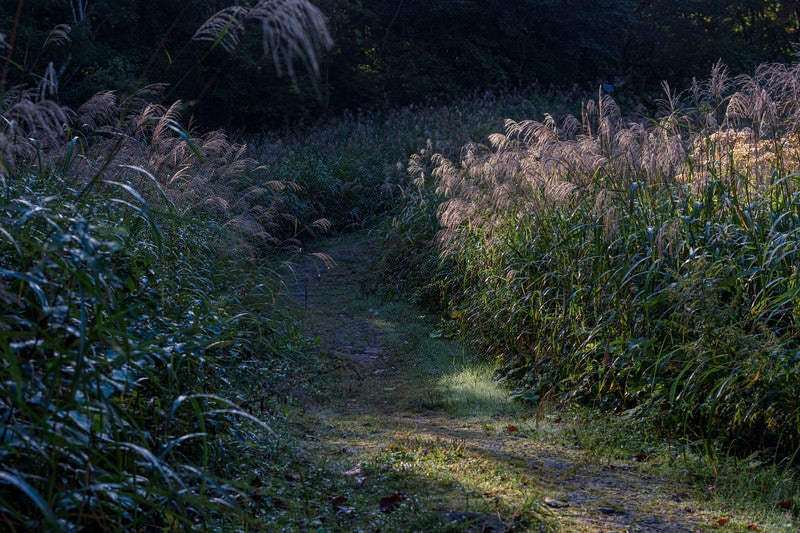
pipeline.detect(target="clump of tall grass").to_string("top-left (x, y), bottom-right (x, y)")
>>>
top-left (0, 159), bottom-right (288, 528)
top-left (0, 76), bottom-right (311, 531)
top-left (245, 86), bottom-right (574, 235)
top-left (70, 85), bottom-right (337, 255)
top-left (393, 60), bottom-right (800, 461)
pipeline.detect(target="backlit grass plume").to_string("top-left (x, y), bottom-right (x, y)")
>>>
top-left (390, 61), bottom-right (800, 461)
top-left (194, 0), bottom-right (333, 80)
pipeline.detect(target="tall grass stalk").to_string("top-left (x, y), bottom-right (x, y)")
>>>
top-left (0, 73), bottom-right (316, 528)
top-left (392, 61), bottom-right (800, 463)
top-left (0, 155), bottom-right (298, 528)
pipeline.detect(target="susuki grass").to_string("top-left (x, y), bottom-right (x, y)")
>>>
top-left (0, 24), bottom-right (316, 526)
top-left (0, 114), bottom-right (342, 530)
top-left (245, 87), bottom-right (573, 234)
top-left (0, 165), bottom-right (260, 528)
top-left (389, 60), bottom-right (800, 471)
top-left (9, 2), bottom-right (800, 525)
top-left (0, 35), bottom-right (569, 526)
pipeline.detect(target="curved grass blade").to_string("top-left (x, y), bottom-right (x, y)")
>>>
top-left (0, 471), bottom-right (61, 531)
top-left (170, 394), bottom-right (278, 438)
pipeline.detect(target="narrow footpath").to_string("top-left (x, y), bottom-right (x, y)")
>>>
top-left (280, 230), bottom-right (772, 532)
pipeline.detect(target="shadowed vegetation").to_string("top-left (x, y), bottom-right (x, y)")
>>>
top-left (0, 4), bottom-right (334, 529)
top-left (0, 16), bottom-right (565, 527)
top-left (4, 1), bottom-right (800, 130)
top-left (3, 1), bottom-right (800, 529)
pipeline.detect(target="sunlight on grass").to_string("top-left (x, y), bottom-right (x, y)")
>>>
top-left (438, 363), bottom-right (523, 418)
top-left (362, 297), bottom-right (526, 419)
top-left (365, 430), bottom-right (550, 528)
top-left (367, 301), bottom-right (526, 420)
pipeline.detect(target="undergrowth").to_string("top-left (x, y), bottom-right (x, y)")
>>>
top-left (387, 60), bottom-right (800, 471)
top-left (8, 2), bottom-right (800, 525)
top-left (0, 155), bottom-right (302, 528)
top-left (0, 18), bottom-right (324, 524)
top-left (246, 87), bottom-right (574, 234)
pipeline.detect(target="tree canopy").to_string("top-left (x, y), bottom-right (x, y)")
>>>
top-left (2, 0), bottom-right (799, 129)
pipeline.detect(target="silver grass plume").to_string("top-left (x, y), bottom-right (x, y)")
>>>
top-left (194, 0), bottom-right (333, 81)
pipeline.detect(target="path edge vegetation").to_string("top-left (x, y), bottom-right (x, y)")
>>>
top-left (382, 62), bottom-right (800, 523)
top-left (0, 4), bottom-right (799, 529)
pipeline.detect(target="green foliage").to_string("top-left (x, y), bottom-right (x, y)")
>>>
top-left (389, 61), bottom-right (800, 462)
top-left (0, 135), bottom-right (296, 529)
top-left (243, 87), bottom-right (565, 235)
top-left (4, 0), bottom-right (800, 130)
top-left (5, 0), bottom-right (800, 524)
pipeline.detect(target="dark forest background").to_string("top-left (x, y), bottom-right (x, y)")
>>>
top-left (3, 0), bottom-right (800, 130)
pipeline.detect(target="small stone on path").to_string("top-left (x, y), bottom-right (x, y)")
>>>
top-left (543, 497), bottom-right (570, 508)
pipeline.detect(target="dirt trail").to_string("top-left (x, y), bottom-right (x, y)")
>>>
top-left (281, 231), bottom-right (743, 532)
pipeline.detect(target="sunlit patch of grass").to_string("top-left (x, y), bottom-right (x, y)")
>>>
top-left (363, 299), bottom-right (529, 419)
top-left (259, 417), bottom-right (518, 530)
top-left (438, 362), bottom-right (526, 418)
top-left (363, 431), bottom-right (551, 531)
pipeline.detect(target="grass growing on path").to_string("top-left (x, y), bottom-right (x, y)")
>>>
top-left (264, 230), bottom-right (797, 532)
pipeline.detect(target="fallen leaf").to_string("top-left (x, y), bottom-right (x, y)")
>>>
top-left (717, 517), bottom-right (729, 525)
top-left (748, 525), bottom-right (758, 531)
top-left (379, 492), bottom-right (407, 513)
